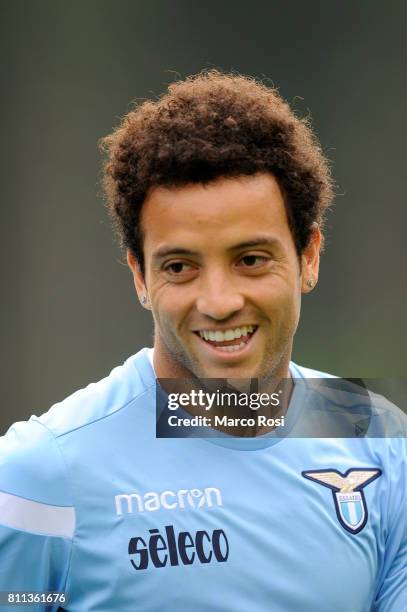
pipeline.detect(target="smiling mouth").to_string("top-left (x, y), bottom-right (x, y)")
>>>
top-left (195, 325), bottom-right (258, 353)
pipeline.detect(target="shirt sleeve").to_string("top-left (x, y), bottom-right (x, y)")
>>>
top-left (0, 418), bottom-right (75, 611)
top-left (372, 534), bottom-right (407, 610)
top-left (372, 440), bottom-right (407, 611)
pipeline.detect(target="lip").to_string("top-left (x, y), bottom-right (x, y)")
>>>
top-left (193, 327), bottom-right (258, 361)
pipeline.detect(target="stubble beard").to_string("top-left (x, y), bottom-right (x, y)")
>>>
top-left (155, 323), bottom-right (292, 387)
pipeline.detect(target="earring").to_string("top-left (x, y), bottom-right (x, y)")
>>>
top-left (141, 295), bottom-right (148, 305)
top-left (307, 279), bottom-right (314, 289)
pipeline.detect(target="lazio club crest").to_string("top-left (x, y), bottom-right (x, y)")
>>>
top-left (302, 468), bottom-right (382, 534)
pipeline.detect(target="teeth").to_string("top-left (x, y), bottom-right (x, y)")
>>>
top-left (216, 342), bottom-right (246, 352)
top-left (198, 326), bottom-right (256, 342)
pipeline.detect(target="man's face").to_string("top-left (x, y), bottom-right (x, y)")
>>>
top-left (128, 173), bottom-right (320, 381)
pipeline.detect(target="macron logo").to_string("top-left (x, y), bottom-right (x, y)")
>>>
top-left (115, 487), bottom-right (222, 516)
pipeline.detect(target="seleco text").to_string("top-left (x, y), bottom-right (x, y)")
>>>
top-left (128, 524), bottom-right (229, 570)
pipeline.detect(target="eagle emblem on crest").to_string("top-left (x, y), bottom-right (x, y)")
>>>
top-left (302, 468), bottom-right (382, 534)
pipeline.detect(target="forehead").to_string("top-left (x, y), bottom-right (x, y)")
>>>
top-left (140, 173), bottom-right (294, 251)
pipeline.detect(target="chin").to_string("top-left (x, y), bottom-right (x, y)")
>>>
top-left (195, 362), bottom-right (258, 380)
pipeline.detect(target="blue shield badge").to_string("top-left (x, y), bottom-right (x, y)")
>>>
top-left (336, 492), bottom-right (365, 532)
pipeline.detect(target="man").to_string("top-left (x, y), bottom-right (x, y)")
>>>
top-left (0, 71), bottom-right (405, 611)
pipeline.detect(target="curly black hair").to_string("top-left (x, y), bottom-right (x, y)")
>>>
top-left (101, 70), bottom-right (333, 274)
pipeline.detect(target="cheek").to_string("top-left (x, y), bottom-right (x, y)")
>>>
top-left (151, 282), bottom-right (196, 316)
top-left (257, 278), bottom-right (300, 308)
top-left (151, 293), bottom-right (188, 330)
top-left (259, 285), bottom-right (302, 331)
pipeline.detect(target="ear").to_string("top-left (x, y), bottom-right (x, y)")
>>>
top-left (126, 250), bottom-right (151, 309)
top-left (300, 224), bottom-right (321, 293)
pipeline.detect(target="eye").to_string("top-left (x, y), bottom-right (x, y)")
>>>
top-left (238, 254), bottom-right (269, 268)
top-left (166, 262), bottom-right (188, 274)
top-left (162, 260), bottom-right (197, 280)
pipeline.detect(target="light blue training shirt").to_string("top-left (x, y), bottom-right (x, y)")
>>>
top-left (0, 348), bottom-right (406, 611)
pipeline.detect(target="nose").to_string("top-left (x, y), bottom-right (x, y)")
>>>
top-left (195, 270), bottom-right (245, 321)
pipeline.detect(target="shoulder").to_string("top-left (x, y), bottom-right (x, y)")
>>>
top-left (0, 349), bottom-right (154, 505)
top-left (291, 361), bottom-right (407, 439)
top-left (38, 348), bottom-right (154, 438)
top-left (0, 417), bottom-right (71, 506)
top-left (289, 361), bottom-right (336, 379)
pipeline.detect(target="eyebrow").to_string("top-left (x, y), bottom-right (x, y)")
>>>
top-left (153, 247), bottom-right (200, 261)
top-left (152, 236), bottom-right (283, 261)
top-left (230, 237), bottom-right (283, 251)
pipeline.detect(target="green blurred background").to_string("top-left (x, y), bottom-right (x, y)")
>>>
top-left (1, 0), bottom-right (406, 432)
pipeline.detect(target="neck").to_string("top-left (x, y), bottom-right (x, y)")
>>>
top-left (152, 338), bottom-right (293, 438)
